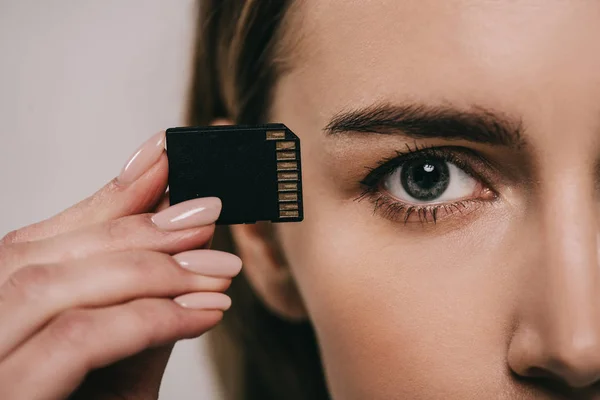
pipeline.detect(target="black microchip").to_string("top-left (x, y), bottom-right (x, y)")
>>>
top-left (166, 124), bottom-right (304, 225)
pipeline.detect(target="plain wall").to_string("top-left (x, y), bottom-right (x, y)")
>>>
top-left (0, 1), bottom-right (222, 399)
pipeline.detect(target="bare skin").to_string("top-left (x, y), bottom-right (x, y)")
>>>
top-left (0, 134), bottom-right (241, 400)
top-left (231, 1), bottom-right (600, 399)
top-left (4, 1), bottom-right (600, 399)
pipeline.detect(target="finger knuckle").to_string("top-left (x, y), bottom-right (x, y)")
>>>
top-left (123, 249), bottom-right (161, 270)
top-left (104, 217), bottom-right (128, 242)
top-left (0, 229), bottom-right (20, 246)
top-left (134, 300), bottom-right (186, 336)
top-left (118, 301), bottom-right (161, 347)
top-left (130, 299), bottom-right (165, 324)
top-left (104, 214), bottom-right (168, 244)
top-left (121, 250), bottom-right (173, 279)
top-left (50, 310), bottom-right (95, 348)
top-left (3, 264), bottom-right (54, 301)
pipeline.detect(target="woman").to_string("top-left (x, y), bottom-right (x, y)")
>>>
top-left (2, 0), bottom-right (600, 399)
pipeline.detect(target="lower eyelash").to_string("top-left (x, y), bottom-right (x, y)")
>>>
top-left (358, 190), bottom-right (481, 224)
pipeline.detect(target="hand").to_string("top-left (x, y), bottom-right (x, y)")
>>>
top-left (0, 132), bottom-right (241, 400)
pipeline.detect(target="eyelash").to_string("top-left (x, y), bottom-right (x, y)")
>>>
top-left (356, 143), bottom-right (497, 224)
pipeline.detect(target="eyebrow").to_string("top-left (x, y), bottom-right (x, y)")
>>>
top-left (324, 102), bottom-right (525, 147)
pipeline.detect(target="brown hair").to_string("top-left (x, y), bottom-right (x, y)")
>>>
top-left (187, 1), bottom-right (329, 399)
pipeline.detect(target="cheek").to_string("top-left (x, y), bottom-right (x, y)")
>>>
top-left (276, 201), bottom-right (522, 399)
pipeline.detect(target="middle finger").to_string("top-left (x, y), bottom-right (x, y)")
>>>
top-left (0, 197), bottom-right (221, 281)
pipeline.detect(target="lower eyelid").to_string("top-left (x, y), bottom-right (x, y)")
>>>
top-left (373, 193), bottom-right (490, 224)
top-left (361, 180), bottom-right (497, 224)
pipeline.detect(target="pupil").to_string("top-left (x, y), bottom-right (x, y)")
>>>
top-left (400, 158), bottom-right (450, 201)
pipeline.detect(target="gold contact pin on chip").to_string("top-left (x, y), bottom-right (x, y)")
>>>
top-left (280, 210), bottom-right (300, 218)
top-left (276, 141), bottom-right (296, 150)
top-left (266, 131), bottom-right (286, 140)
top-left (277, 161), bottom-right (298, 171)
top-left (278, 182), bottom-right (298, 191)
top-left (278, 172), bottom-right (299, 181)
top-left (279, 203), bottom-right (299, 211)
top-left (279, 192), bottom-right (298, 202)
top-left (276, 151), bottom-right (296, 161)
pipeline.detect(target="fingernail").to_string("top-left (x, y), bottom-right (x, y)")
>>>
top-left (151, 197), bottom-right (221, 231)
top-left (174, 250), bottom-right (242, 277)
top-left (118, 131), bottom-right (165, 184)
top-left (174, 292), bottom-right (231, 310)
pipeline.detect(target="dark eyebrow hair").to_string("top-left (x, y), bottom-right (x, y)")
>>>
top-left (324, 102), bottom-right (525, 147)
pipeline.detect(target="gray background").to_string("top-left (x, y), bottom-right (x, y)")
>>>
top-left (0, 1), bottom-right (222, 398)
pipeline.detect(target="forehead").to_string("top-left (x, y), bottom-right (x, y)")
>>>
top-left (278, 0), bottom-right (600, 129)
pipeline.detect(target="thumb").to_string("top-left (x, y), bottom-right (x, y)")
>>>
top-left (4, 131), bottom-right (169, 243)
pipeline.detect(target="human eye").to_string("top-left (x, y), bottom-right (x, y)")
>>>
top-left (357, 145), bottom-right (498, 223)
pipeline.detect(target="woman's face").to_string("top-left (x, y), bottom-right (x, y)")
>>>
top-left (268, 1), bottom-right (600, 398)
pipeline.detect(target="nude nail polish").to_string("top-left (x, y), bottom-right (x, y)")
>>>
top-left (151, 197), bottom-right (222, 231)
top-left (118, 131), bottom-right (165, 184)
top-left (174, 292), bottom-right (232, 310)
top-left (174, 250), bottom-right (242, 277)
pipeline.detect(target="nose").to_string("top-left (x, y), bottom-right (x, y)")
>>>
top-left (507, 173), bottom-right (600, 389)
